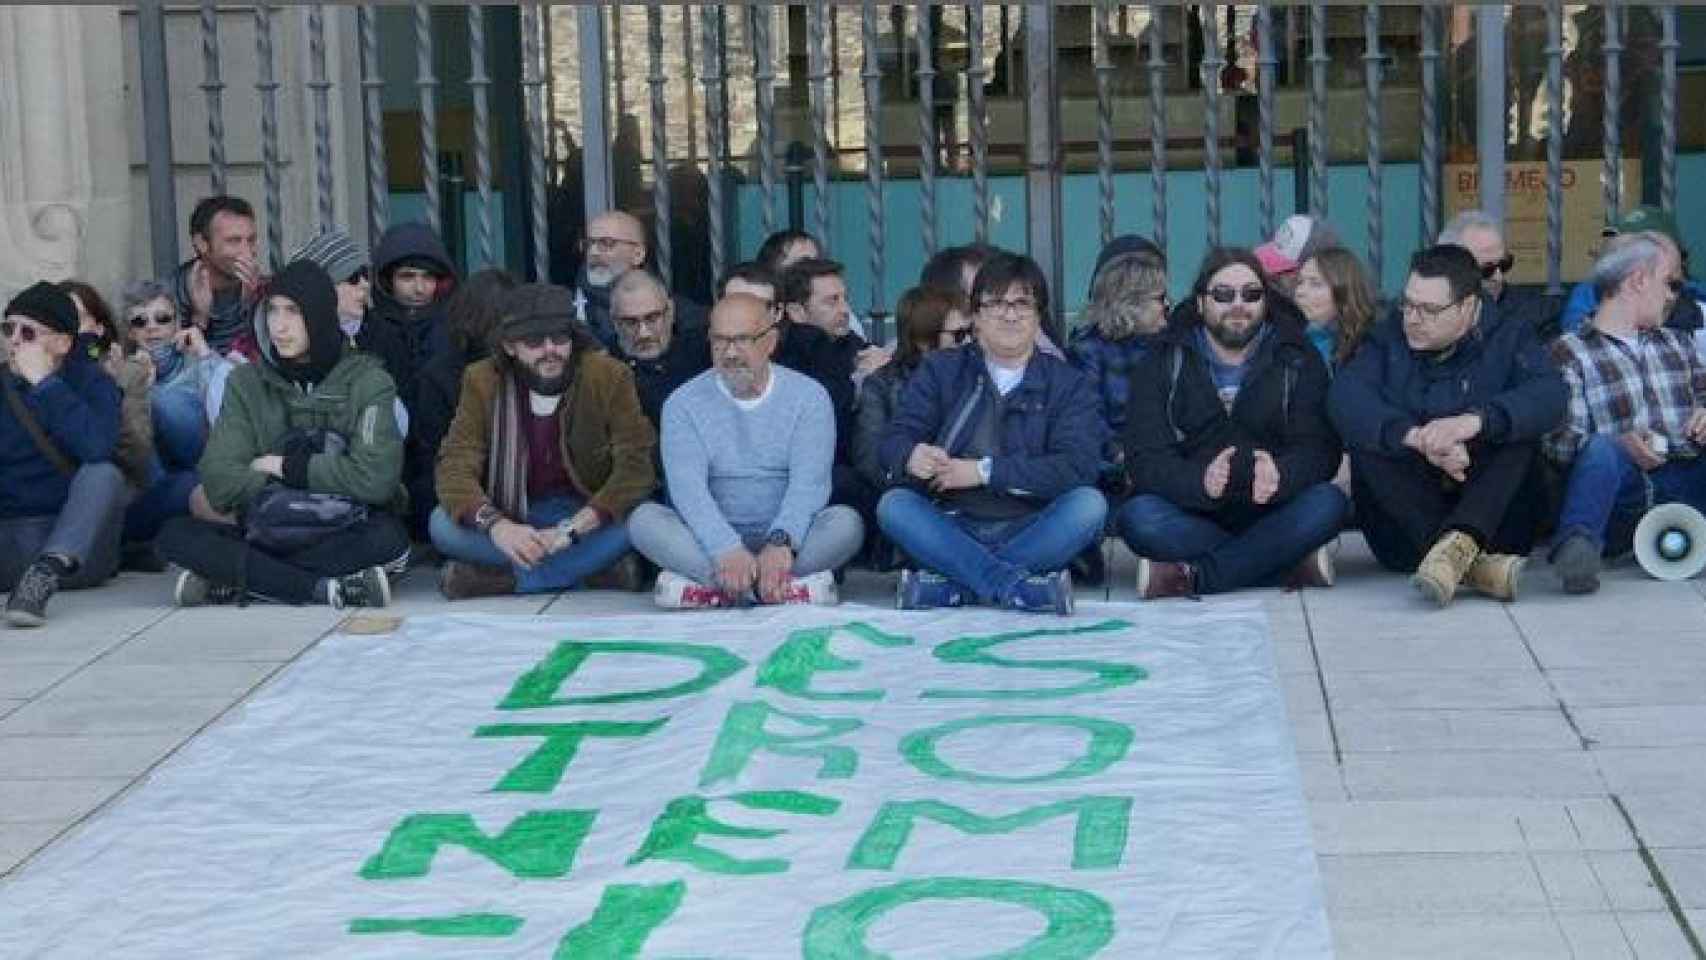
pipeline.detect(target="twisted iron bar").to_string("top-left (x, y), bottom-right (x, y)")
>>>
top-left (1603, 0), bottom-right (1623, 223)
top-left (751, 6), bottom-right (778, 236)
top-left (861, 0), bottom-right (886, 326)
top-left (967, 0), bottom-right (990, 244)
top-left (916, 0), bottom-right (937, 257)
top-left (468, 5), bottom-right (495, 269)
top-left (1363, 3), bottom-right (1383, 279)
top-left (308, 4), bottom-right (335, 232)
top-left (254, 3), bottom-right (283, 270)
top-left (1660, 5), bottom-right (1678, 217)
top-left (646, 4), bottom-right (673, 288)
top-left (1201, 3), bottom-right (1223, 248)
top-left (1147, 2), bottom-right (1168, 251)
top-left (702, 3), bottom-right (728, 283)
top-left (414, 1), bottom-right (441, 234)
top-left (522, 2), bottom-right (549, 281)
top-left (199, 1), bottom-right (227, 195)
top-left (807, 0), bottom-right (831, 249)
top-left (359, 5), bottom-right (388, 242)
top-left (1094, 0), bottom-right (1115, 248)
top-left (1308, 1), bottom-right (1328, 218)
top-left (1256, 2), bottom-right (1277, 239)
top-left (1420, 1), bottom-right (1441, 246)
top-left (1545, 0), bottom-right (1565, 294)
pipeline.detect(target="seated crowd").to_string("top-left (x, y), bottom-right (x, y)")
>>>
top-left (5, 193), bottom-right (1702, 626)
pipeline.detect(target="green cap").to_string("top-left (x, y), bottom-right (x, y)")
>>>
top-left (1604, 205), bottom-right (1680, 245)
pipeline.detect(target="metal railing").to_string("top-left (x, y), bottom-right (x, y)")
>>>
top-left (137, 2), bottom-right (1690, 326)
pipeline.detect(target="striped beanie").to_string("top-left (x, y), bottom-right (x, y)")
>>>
top-left (288, 228), bottom-right (368, 284)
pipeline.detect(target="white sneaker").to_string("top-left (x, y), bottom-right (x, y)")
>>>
top-left (654, 570), bottom-right (737, 609)
top-left (781, 570), bottom-right (839, 606)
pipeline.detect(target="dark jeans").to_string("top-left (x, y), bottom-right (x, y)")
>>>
top-left (1555, 433), bottom-right (1706, 554)
top-left (158, 513), bottom-right (409, 604)
top-left (0, 463), bottom-right (129, 590)
top-left (876, 486), bottom-right (1107, 603)
top-left (1116, 482), bottom-right (1348, 593)
top-left (1351, 442), bottom-right (1546, 573)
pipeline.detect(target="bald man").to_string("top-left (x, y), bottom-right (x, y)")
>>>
top-left (576, 210), bottom-right (709, 352)
top-left (627, 294), bottom-right (863, 608)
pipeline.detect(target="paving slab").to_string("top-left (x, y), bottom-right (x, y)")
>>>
top-left (1572, 705), bottom-right (1706, 748)
top-left (1555, 912), bottom-right (1699, 960)
top-left (1330, 912), bottom-right (1575, 960)
top-left (1318, 852), bottom-right (1555, 914)
top-left (1310, 623), bottom-right (1534, 674)
top-left (1323, 669), bottom-right (1558, 711)
top-left (1342, 749), bottom-right (1606, 800)
top-left (1617, 792), bottom-right (1706, 849)
top-left (0, 663), bottom-right (79, 700)
top-left (1651, 849), bottom-right (1706, 910)
top-left (0, 734), bottom-right (187, 779)
top-left (1296, 752), bottom-right (1348, 802)
top-left (1332, 708), bottom-right (1582, 752)
top-left (1593, 747), bottom-right (1706, 795)
top-left (0, 695), bottom-right (234, 738)
top-left (0, 822), bottom-right (67, 875)
top-left (43, 662), bottom-right (279, 701)
top-left (1549, 668), bottom-right (1706, 708)
top-left (100, 607), bottom-right (343, 664)
top-left (0, 778), bottom-right (132, 824)
top-left (1310, 798), bottom-right (1634, 855)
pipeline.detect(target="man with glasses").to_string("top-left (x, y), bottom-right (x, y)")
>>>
top-left (431, 284), bottom-right (656, 599)
top-left (1118, 248), bottom-right (1346, 600)
top-left (1558, 207), bottom-right (1706, 342)
top-left (1546, 233), bottom-right (1706, 594)
top-left (608, 268), bottom-right (709, 433)
top-left (0, 283), bottom-right (129, 626)
top-left (876, 252), bottom-right (1105, 615)
top-left (1331, 245), bottom-right (1567, 606)
top-left (627, 293), bottom-right (862, 608)
top-left (1439, 209), bottom-right (1560, 340)
top-left (575, 210), bottom-right (708, 354)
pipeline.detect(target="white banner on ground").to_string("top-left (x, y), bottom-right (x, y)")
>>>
top-left (0, 602), bottom-right (1329, 959)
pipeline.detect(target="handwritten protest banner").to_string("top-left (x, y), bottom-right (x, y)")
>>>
top-left (0, 603), bottom-right (1328, 958)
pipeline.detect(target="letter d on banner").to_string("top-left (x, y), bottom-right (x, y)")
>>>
top-left (501, 640), bottom-right (748, 709)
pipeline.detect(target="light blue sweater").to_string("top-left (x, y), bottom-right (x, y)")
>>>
top-left (660, 365), bottom-right (836, 557)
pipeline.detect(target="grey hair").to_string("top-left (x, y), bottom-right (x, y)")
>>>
top-left (120, 278), bottom-right (174, 315)
top-left (1081, 250), bottom-right (1168, 341)
top-left (1591, 232), bottom-right (1667, 301)
top-left (1438, 210), bottom-right (1503, 246)
top-left (610, 267), bottom-right (668, 305)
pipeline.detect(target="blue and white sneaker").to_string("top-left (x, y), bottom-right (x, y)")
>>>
top-left (895, 569), bottom-right (965, 610)
top-left (1004, 570), bottom-right (1074, 616)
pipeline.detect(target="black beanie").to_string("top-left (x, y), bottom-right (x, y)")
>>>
top-left (5, 282), bottom-right (80, 336)
top-left (1089, 235), bottom-right (1165, 296)
top-left (264, 260), bottom-right (344, 385)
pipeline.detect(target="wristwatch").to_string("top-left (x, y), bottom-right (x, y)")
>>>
top-left (766, 529), bottom-right (793, 550)
top-left (474, 503), bottom-right (504, 533)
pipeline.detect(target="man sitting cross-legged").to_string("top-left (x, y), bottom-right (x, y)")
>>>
top-left (1329, 245), bottom-right (1567, 606)
top-left (1119, 248), bottom-right (1346, 600)
top-left (875, 252), bottom-right (1106, 615)
top-left (430, 284), bottom-right (656, 599)
top-left (1546, 232), bottom-right (1706, 593)
top-left (626, 293), bottom-right (863, 607)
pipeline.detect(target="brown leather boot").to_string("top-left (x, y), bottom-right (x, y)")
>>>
top-left (438, 561), bottom-right (517, 600)
top-left (583, 552), bottom-right (648, 592)
top-left (1411, 530), bottom-right (1480, 607)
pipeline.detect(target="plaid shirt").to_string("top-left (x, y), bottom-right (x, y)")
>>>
top-left (1545, 325), bottom-right (1706, 464)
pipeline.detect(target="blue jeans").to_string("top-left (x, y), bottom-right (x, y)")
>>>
top-left (1555, 434), bottom-right (1706, 553)
top-left (152, 386), bottom-right (208, 471)
top-left (428, 495), bottom-right (631, 594)
top-left (876, 486), bottom-right (1107, 603)
top-left (1116, 483), bottom-right (1347, 594)
top-left (123, 466), bottom-right (197, 543)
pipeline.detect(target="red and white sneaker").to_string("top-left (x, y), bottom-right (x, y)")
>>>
top-left (654, 570), bottom-right (738, 609)
top-left (779, 570), bottom-right (839, 606)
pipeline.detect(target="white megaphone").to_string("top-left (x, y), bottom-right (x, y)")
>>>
top-left (1633, 502), bottom-right (1706, 581)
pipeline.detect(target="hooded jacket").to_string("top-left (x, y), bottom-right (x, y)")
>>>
top-left (1329, 296), bottom-right (1568, 458)
top-left (199, 261), bottom-right (405, 517)
top-left (1122, 297), bottom-right (1339, 515)
top-left (370, 223), bottom-right (457, 394)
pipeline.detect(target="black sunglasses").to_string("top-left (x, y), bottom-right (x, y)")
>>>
top-left (129, 308), bottom-right (180, 329)
top-left (1480, 255), bottom-right (1516, 279)
top-left (518, 331), bottom-right (573, 350)
top-left (1207, 285), bottom-right (1265, 305)
top-left (943, 327), bottom-right (974, 344)
top-left (1, 320), bottom-right (47, 343)
top-left (342, 268), bottom-right (370, 286)
top-left (1668, 277), bottom-right (1686, 295)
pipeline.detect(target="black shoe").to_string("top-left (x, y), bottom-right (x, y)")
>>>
top-left (1551, 534), bottom-right (1601, 595)
top-left (5, 561), bottom-right (59, 628)
top-left (120, 542), bottom-right (168, 574)
top-left (331, 566), bottom-right (391, 610)
top-left (173, 570), bottom-right (241, 607)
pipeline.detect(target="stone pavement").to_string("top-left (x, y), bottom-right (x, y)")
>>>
top-left (2, 535), bottom-right (1705, 959)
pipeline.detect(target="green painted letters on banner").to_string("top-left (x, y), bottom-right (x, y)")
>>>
top-left (698, 701), bottom-right (863, 787)
top-left (358, 810), bottom-right (596, 880)
top-left (923, 620), bottom-right (1146, 701)
top-left (802, 878), bottom-right (1114, 959)
top-left (756, 621), bottom-right (913, 701)
top-left (348, 913), bottom-right (523, 937)
top-left (847, 797), bottom-right (1132, 871)
top-left (500, 640), bottom-right (747, 709)
top-left (900, 715), bottom-right (1133, 784)
top-left (628, 790), bottom-right (841, 875)
top-left (476, 719), bottom-right (667, 792)
top-left (554, 881), bottom-right (686, 959)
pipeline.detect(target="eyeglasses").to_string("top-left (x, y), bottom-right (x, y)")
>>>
top-left (1668, 277), bottom-right (1686, 295)
top-left (582, 236), bottom-right (642, 253)
top-left (1, 320), bottom-right (45, 343)
top-left (942, 327), bottom-right (974, 344)
top-left (710, 324), bottom-right (776, 350)
top-left (341, 268), bottom-right (370, 286)
top-left (517, 331), bottom-right (573, 350)
top-left (1480, 255), bottom-right (1516, 279)
top-left (1399, 295), bottom-right (1468, 319)
top-left (978, 296), bottom-right (1036, 317)
top-left (615, 309), bottom-right (669, 331)
top-left (129, 309), bottom-right (179, 329)
top-left (1207, 285), bottom-right (1265, 305)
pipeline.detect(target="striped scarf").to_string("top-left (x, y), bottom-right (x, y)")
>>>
top-left (487, 373), bottom-right (531, 520)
